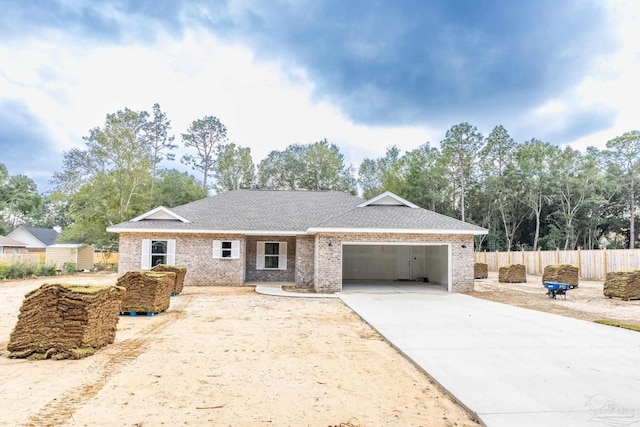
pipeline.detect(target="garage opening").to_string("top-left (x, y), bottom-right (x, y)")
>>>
top-left (342, 243), bottom-right (450, 291)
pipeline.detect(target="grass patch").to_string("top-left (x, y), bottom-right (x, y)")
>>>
top-left (594, 319), bottom-right (640, 332)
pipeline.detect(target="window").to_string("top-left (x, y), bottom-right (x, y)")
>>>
top-left (151, 240), bottom-right (167, 266)
top-left (141, 239), bottom-right (176, 269)
top-left (256, 241), bottom-right (287, 270)
top-left (222, 241), bottom-right (232, 258)
top-left (213, 240), bottom-right (240, 259)
top-left (264, 243), bottom-right (280, 268)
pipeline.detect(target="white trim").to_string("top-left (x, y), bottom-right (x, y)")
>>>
top-left (231, 240), bottom-right (240, 259)
top-left (106, 227), bottom-right (303, 235)
top-left (341, 241), bottom-right (450, 246)
top-left (166, 239), bottom-right (176, 265)
top-left (213, 240), bottom-right (222, 258)
top-left (130, 206), bottom-right (191, 223)
top-left (447, 243), bottom-right (453, 292)
top-left (357, 191), bottom-right (419, 208)
top-left (141, 239), bottom-right (151, 269)
top-left (279, 241), bottom-right (287, 270)
top-left (256, 242), bottom-right (265, 269)
top-left (306, 227), bottom-right (487, 235)
top-left (107, 226), bottom-right (486, 235)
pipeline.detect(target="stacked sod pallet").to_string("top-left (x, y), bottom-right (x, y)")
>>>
top-left (7, 283), bottom-right (125, 360)
top-left (542, 264), bottom-right (579, 288)
top-left (603, 270), bottom-right (640, 300)
top-left (498, 264), bottom-right (526, 283)
top-left (474, 263), bottom-right (488, 279)
top-left (117, 270), bottom-right (175, 314)
top-left (151, 264), bottom-right (187, 295)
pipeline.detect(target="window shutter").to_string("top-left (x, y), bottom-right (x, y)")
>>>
top-left (141, 239), bottom-right (151, 269)
top-left (231, 240), bottom-right (240, 259)
top-left (213, 240), bottom-right (222, 258)
top-left (256, 242), bottom-right (265, 270)
top-left (167, 239), bottom-right (176, 265)
top-left (279, 241), bottom-right (287, 270)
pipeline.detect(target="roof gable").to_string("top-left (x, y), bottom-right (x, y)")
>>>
top-left (8, 226), bottom-right (58, 247)
top-left (131, 206), bottom-right (191, 223)
top-left (357, 191), bottom-right (419, 208)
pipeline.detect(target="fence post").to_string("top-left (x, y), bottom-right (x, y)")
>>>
top-left (603, 248), bottom-right (608, 278)
top-left (495, 250), bottom-right (499, 271)
top-left (537, 249), bottom-right (542, 275)
top-left (556, 248), bottom-right (560, 264)
top-left (577, 248), bottom-right (582, 278)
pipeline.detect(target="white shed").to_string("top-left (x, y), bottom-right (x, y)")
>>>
top-left (46, 244), bottom-right (94, 271)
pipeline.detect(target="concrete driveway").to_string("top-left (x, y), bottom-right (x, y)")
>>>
top-left (338, 288), bottom-right (640, 427)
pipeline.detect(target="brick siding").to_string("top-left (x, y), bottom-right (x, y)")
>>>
top-left (295, 235), bottom-right (315, 288)
top-left (118, 233), bottom-right (246, 286)
top-left (118, 231), bottom-right (474, 292)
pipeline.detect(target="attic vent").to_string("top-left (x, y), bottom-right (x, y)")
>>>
top-left (131, 207), bottom-right (191, 223)
top-left (357, 191), bottom-right (419, 208)
top-left (368, 195), bottom-right (406, 206)
top-left (145, 211), bottom-right (182, 220)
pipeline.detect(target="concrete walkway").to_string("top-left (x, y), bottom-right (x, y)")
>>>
top-left (338, 290), bottom-right (640, 427)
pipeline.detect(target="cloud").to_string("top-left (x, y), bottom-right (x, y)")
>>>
top-left (207, 0), bottom-right (616, 128)
top-left (514, 101), bottom-right (616, 144)
top-left (0, 100), bottom-right (61, 191)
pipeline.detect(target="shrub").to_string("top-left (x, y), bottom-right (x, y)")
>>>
top-left (0, 261), bottom-right (58, 280)
top-left (37, 264), bottom-right (58, 277)
top-left (63, 262), bottom-right (77, 275)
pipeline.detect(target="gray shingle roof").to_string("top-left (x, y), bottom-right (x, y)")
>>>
top-left (110, 190), bottom-right (363, 233)
top-left (23, 227), bottom-right (59, 246)
top-left (108, 189), bottom-right (487, 235)
top-left (310, 205), bottom-right (487, 232)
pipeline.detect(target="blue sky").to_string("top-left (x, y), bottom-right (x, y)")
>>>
top-left (1, 0), bottom-right (639, 192)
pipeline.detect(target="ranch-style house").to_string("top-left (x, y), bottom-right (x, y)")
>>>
top-left (107, 190), bottom-right (487, 293)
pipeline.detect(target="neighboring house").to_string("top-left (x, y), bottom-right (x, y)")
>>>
top-left (107, 190), bottom-right (487, 293)
top-left (7, 226), bottom-right (59, 253)
top-left (0, 236), bottom-right (29, 255)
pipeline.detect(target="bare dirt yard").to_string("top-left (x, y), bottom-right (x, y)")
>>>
top-left (470, 271), bottom-right (640, 328)
top-left (0, 273), bottom-right (478, 427)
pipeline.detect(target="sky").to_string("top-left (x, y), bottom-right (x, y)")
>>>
top-left (1, 0), bottom-right (639, 193)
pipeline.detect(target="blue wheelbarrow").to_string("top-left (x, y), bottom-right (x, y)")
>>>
top-left (544, 282), bottom-right (571, 300)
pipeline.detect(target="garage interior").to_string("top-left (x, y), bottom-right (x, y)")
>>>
top-left (342, 243), bottom-right (450, 291)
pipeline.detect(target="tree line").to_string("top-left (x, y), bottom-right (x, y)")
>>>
top-left (1, 103), bottom-right (638, 252)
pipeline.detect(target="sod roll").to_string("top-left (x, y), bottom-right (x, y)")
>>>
top-left (151, 264), bottom-right (187, 294)
top-left (498, 264), bottom-right (526, 283)
top-left (7, 283), bottom-right (126, 360)
top-left (604, 270), bottom-right (640, 300)
top-left (117, 270), bottom-right (174, 313)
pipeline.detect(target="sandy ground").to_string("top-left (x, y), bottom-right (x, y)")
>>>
top-left (469, 271), bottom-right (640, 327)
top-left (0, 273), bottom-right (478, 427)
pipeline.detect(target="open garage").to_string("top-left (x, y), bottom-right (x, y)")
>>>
top-left (342, 243), bottom-right (450, 291)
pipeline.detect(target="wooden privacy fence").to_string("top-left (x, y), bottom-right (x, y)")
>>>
top-left (93, 252), bottom-right (119, 264)
top-left (475, 249), bottom-right (640, 281)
